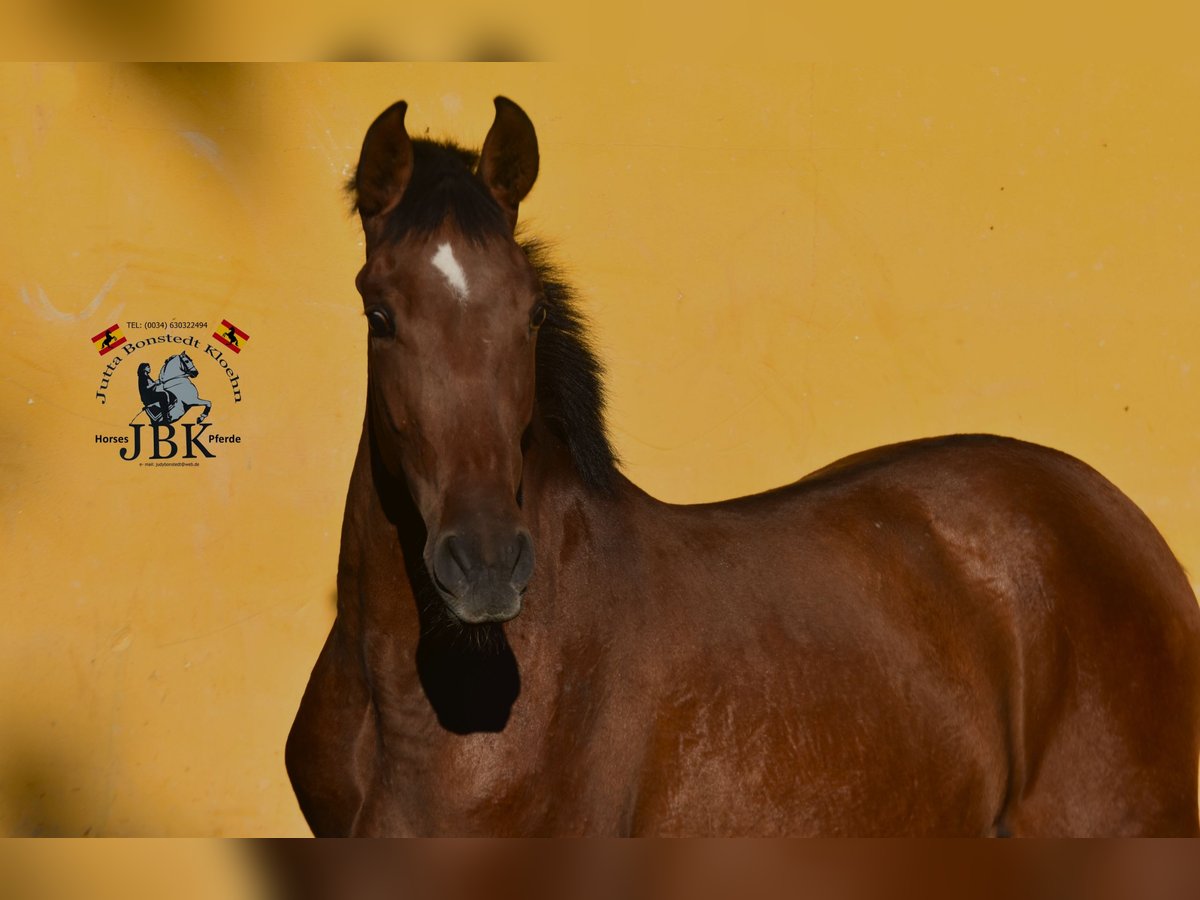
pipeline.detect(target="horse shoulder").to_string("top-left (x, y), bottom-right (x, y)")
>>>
top-left (285, 620), bottom-right (374, 836)
top-left (287, 441), bottom-right (396, 835)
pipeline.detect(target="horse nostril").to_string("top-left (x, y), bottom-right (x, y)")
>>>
top-left (511, 529), bottom-right (535, 589)
top-left (433, 528), bottom-right (533, 599)
top-left (432, 533), bottom-right (471, 596)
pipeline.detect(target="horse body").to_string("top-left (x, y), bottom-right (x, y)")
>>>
top-left (286, 97), bottom-right (1200, 836)
top-left (292, 424), bottom-right (1200, 836)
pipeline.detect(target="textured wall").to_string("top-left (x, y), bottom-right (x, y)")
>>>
top-left (2, 63), bottom-right (1197, 835)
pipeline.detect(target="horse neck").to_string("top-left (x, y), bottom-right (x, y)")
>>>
top-left (502, 411), bottom-right (644, 634)
top-left (520, 411), bottom-right (634, 559)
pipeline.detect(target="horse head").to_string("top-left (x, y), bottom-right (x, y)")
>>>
top-left (160, 352), bottom-right (198, 381)
top-left (352, 97), bottom-right (542, 625)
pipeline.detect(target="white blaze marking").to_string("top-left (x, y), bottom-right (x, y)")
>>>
top-left (431, 242), bottom-right (470, 302)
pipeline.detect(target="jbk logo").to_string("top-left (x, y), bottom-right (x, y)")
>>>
top-left (118, 423), bottom-right (216, 461)
top-left (91, 337), bottom-right (245, 463)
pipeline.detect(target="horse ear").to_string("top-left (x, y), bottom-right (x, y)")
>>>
top-left (354, 100), bottom-right (413, 236)
top-left (478, 96), bottom-right (539, 230)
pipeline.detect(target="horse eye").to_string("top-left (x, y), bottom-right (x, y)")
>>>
top-left (530, 303), bottom-right (548, 330)
top-left (366, 308), bottom-right (393, 337)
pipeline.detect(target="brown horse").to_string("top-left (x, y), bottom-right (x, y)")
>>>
top-left (286, 96), bottom-right (1200, 836)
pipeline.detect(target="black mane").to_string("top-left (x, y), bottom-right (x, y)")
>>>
top-left (349, 139), bottom-right (619, 494)
top-left (522, 238), bottom-right (619, 493)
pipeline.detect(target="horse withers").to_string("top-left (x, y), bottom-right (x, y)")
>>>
top-left (286, 96), bottom-right (1200, 836)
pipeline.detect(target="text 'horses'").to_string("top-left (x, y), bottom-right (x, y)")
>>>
top-left (287, 97), bottom-right (1200, 836)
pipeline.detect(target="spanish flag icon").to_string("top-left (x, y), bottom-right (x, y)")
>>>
top-left (212, 319), bottom-right (250, 354)
top-left (91, 323), bottom-right (126, 356)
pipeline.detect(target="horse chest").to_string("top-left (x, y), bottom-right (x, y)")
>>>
top-left (360, 699), bottom-right (620, 835)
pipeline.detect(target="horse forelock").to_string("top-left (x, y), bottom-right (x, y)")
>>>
top-left (348, 139), bottom-right (510, 246)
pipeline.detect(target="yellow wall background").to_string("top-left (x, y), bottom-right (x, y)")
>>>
top-left (2, 63), bottom-right (1198, 836)
top-left (1, 839), bottom-right (266, 900)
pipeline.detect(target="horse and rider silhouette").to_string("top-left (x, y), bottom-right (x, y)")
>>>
top-left (135, 352), bottom-right (212, 425)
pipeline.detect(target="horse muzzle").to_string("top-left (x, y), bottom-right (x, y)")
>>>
top-left (428, 528), bottom-right (534, 624)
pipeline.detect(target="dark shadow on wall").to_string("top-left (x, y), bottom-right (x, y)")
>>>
top-left (325, 35), bottom-right (531, 62)
top-left (2, 734), bottom-right (149, 836)
top-left (131, 62), bottom-right (247, 101)
top-left (33, 6), bottom-right (539, 59)
top-left (129, 64), bottom-right (258, 154)
top-left (48, 0), bottom-right (191, 34)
